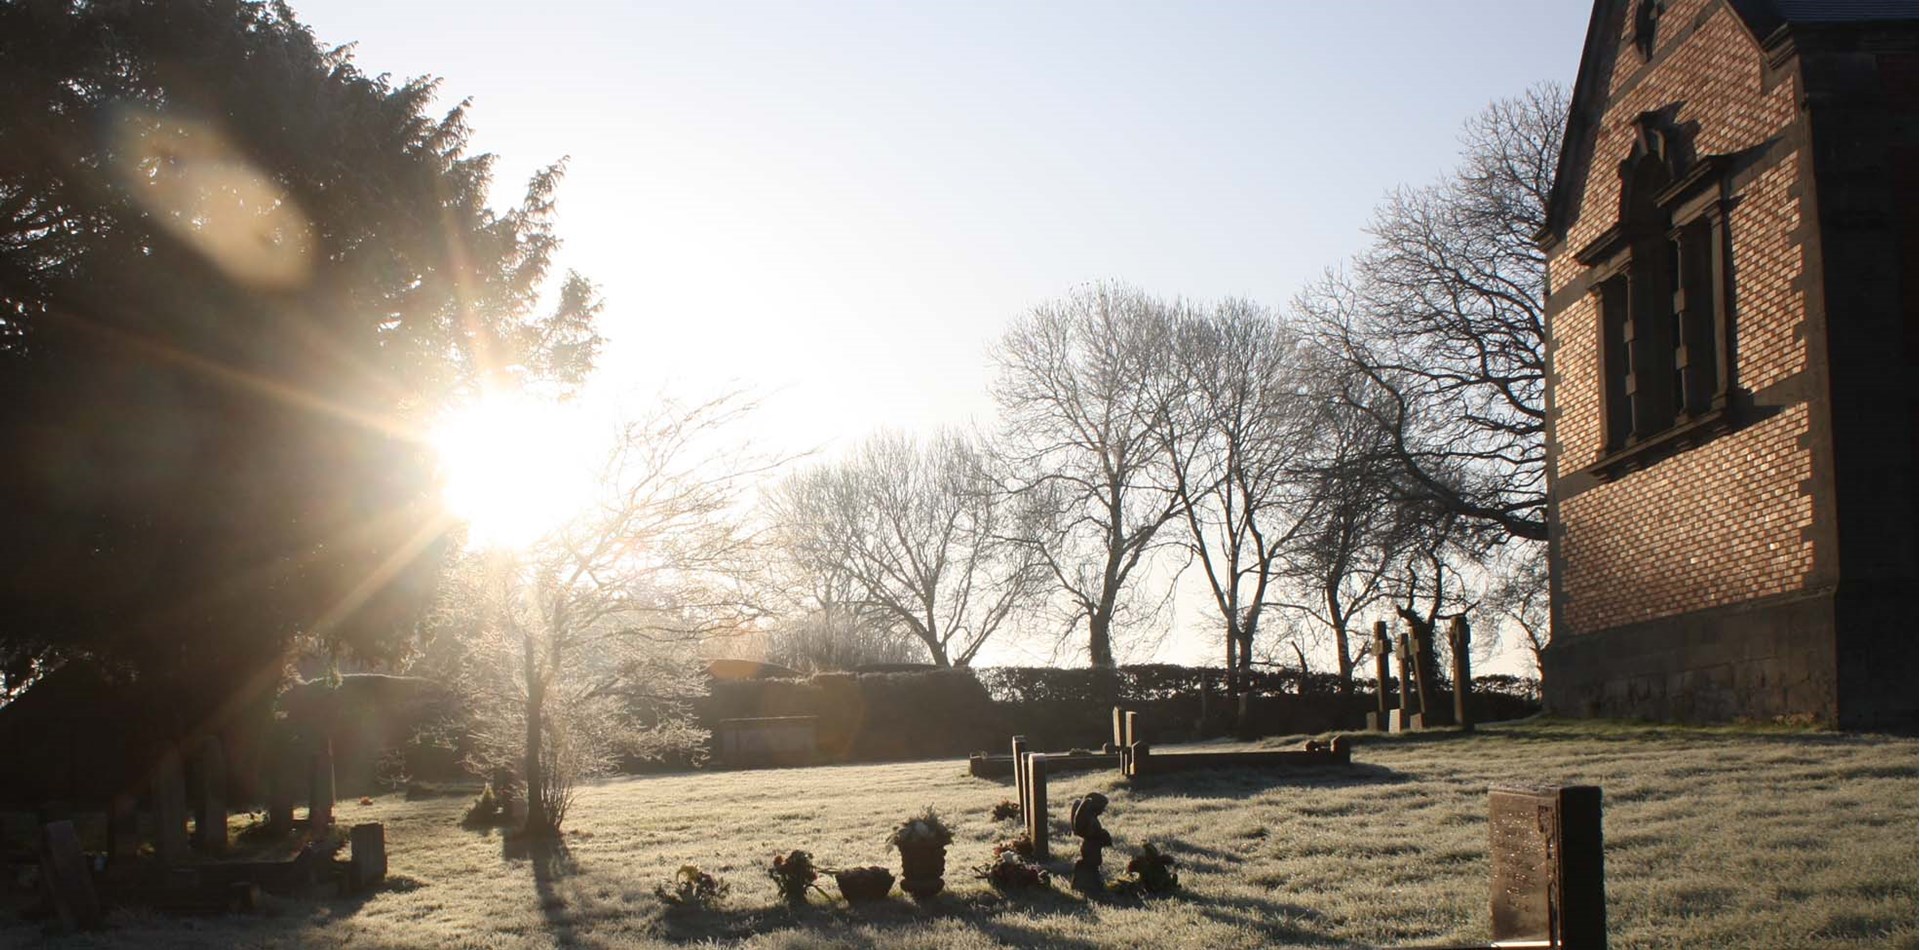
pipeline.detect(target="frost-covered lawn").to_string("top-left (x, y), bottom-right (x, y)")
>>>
top-left (7, 719), bottom-right (1915, 948)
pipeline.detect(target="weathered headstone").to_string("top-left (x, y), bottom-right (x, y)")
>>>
top-left (1010, 735), bottom-right (1030, 819)
top-left (1450, 615), bottom-right (1474, 732)
top-left (193, 736), bottom-right (227, 853)
top-left (108, 793), bottom-right (139, 867)
top-left (36, 820), bottom-right (102, 931)
top-left (1489, 785), bottom-right (1606, 950)
top-left (348, 823), bottom-right (387, 893)
top-left (153, 748), bottom-right (190, 865)
top-left (1396, 632), bottom-right (1415, 721)
top-left (1368, 621), bottom-right (1392, 731)
top-left (1408, 619), bottom-right (1435, 721)
top-left (309, 740), bottom-right (335, 830)
top-left (1024, 753), bottom-right (1049, 860)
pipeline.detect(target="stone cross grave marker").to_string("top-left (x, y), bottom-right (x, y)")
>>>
top-left (1450, 615), bottom-right (1474, 732)
top-left (1368, 621), bottom-right (1392, 731)
top-left (1489, 785), bottom-right (1606, 949)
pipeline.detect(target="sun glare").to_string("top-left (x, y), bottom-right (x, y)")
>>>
top-left (428, 393), bottom-right (603, 550)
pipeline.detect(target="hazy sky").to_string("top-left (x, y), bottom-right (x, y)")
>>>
top-left (291, 1), bottom-right (1591, 667)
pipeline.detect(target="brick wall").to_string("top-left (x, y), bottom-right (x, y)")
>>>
top-left (1547, 0), bottom-right (1816, 633)
top-left (1558, 404), bottom-right (1815, 632)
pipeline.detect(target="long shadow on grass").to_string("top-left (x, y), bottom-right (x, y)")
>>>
top-left (651, 885), bottom-right (1107, 947)
top-left (504, 833), bottom-right (583, 946)
top-left (1120, 762), bottom-right (1408, 802)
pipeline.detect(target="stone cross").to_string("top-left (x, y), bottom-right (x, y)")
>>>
top-left (1449, 615), bottom-right (1474, 732)
top-left (1395, 633), bottom-right (1414, 719)
top-left (1371, 620), bottom-right (1392, 730)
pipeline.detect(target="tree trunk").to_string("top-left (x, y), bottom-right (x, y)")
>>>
top-left (1333, 621), bottom-right (1355, 696)
top-left (522, 638), bottom-right (549, 838)
top-left (1224, 627), bottom-right (1238, 695)
top-left (1087, 612), bottom-right (1115, 668)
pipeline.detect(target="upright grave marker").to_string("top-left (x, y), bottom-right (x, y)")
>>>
top-left (153, 748), bottom-right (190, 864)
top-left (1368, 621), bottom-right (1392, 731)
top-left (1408, 618), bottom-right (1434, 726)
top-left (1023, 753), bottom-right (1049, 860)
top-left (1010, 735), bottom-right (1029, 819)
top-left (36, 820), bottom-right (102, 931)
top-left (1450, 615), bottom-right (1474, 732)
top-left (1489, 785), bottom-right (1606, 949)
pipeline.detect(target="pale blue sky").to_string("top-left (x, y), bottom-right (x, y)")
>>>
top-left (294, 1), bottom-right (1588, 449)
top-left (292, 1), bottom-right (1589, 667)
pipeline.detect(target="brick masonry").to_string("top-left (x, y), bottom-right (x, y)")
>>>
top-left (1540, 0), bottom-right (1916, 730)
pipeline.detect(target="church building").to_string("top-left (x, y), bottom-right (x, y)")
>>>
top-left (1536, 0), bottom-right (1915, 729)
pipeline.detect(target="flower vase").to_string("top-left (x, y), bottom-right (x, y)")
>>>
top-left (898, 843), bottom-right (946, 900)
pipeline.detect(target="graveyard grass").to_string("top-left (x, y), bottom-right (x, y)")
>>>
top-left (9, 719), bottom-right (1915, 949)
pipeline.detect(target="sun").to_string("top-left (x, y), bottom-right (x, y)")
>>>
top-left (428, 393), bottom-right (603, 550)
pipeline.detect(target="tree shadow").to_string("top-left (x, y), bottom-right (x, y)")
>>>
top-left (503, 833), bottom-right (582, 945)
top-left (1121, 761), bottom-right (1410, 801)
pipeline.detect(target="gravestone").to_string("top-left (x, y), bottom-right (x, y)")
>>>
top-left (349, 823), bottom-right (387, 892)
top-left (1023, 753), bottom-right (1050, 860)
top-left (1010, 736), bottom-right (1029, 818)
top-left (1489, 785), bottom-right (1606, 949)
top-left (310, 740), bottom-right (336, 829)
top-left (1450, 615), bottom-right (1474, 732)
top-left (193, 736), bottom-right (227, 853)
top-left (1408, 619), bottom-right (1435, 722)
top-left (1396, 633), bottom-right (1415, 721)
top-left (1368, 621), bottom-right (1392, 731)
top-left (153, 748), bottom-right (190, 865)
top-left (108, 793), bottom-right (139, 867)
top-left (36, 820), bottom-right (102, 931)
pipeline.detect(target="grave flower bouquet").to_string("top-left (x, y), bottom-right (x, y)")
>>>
top-left (768, 849), bottom-right (824, 905)
top-left (888, 808), bottom-right (954, 850)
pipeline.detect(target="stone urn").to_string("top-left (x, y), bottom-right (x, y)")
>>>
top-left (890, 808), bottom-right (953, 901)
top-left (897, 842), bottom-right (946, 900)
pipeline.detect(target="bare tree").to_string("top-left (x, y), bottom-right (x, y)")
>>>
top-left (990, 284), bottom-right (1185, 668)
top-left (1271, 375), bottom-right (1402, 695)
top-left (759, 568), bottom-right (923, 672)
top-left (445, 395), bottom-right (764, 837)
top-left (1484, 541), bottom-right (1550, 674)
top-left (1299, 84), bottom-right (1567, 545)
top-left (769, 430), bottom-right (1046, 668)
top-left (1160, 300), bottom-right (1311, 691)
